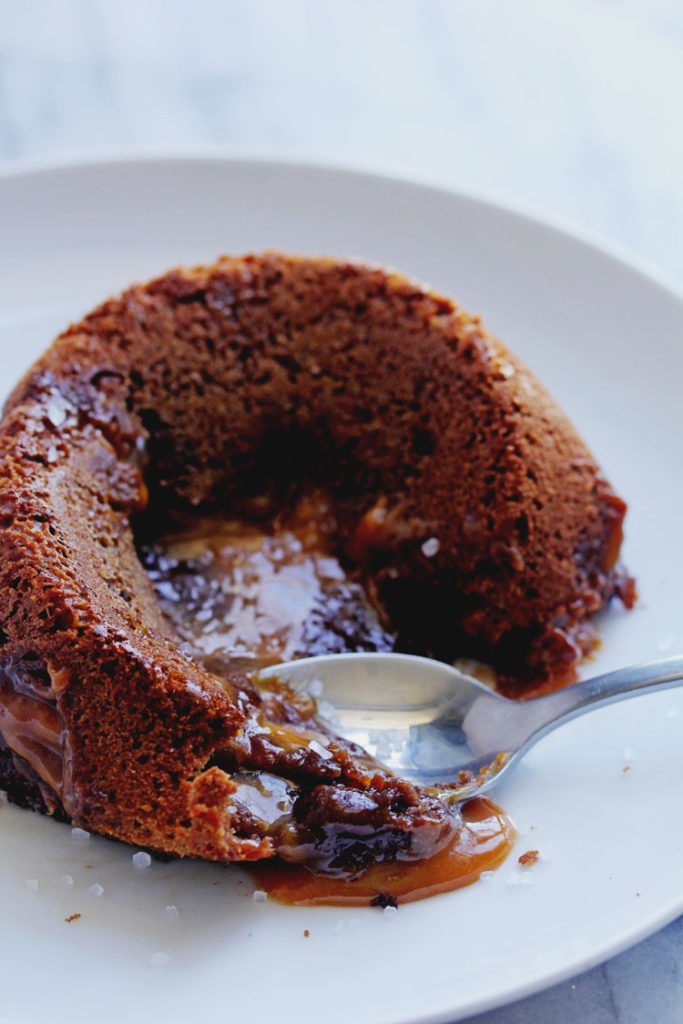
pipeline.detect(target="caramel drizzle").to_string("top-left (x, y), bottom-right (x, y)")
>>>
top-left (0, 662), bottom-right (74, 815)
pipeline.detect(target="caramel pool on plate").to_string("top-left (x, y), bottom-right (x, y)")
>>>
top-left (250, 798), bottom-right (515, 906)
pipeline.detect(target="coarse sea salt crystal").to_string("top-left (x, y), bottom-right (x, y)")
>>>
top-left (623, 748), bottom-right (635, 761)
top-left (497, 361), bottom-right (516, 379)
top-left (252, 890), bottom-right (268, 903)
top-left (46, 401), bottom-right (67, 427)
top-left (165, 905), bottom-right (180, 922)
top-left (479, 871), bottom-right (496, 883)
top-left (133, 851), bottom-right (152, 869)
top-left (71, 827), bottom-right (91, 843)
top-left (383, 905), bottom-right (398, 918)
top-left (60, 874), bottom-right (74, 887)
top-left (308, 739), bottom-right (333, 760)
top-left (665, 708), bottom-right (679, 720)
top-left (88, 883), bottom-right (104, 899)
top-left (307, 678), bottom-right (324, 698)
top-left (421, 537), bottom-right (440, 558)
top-left (150, 952), bottom-right (169, 968)
top-left (24, 878), bottom-right (39, 892)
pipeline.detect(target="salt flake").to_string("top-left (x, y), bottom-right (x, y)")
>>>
top-left (309, 739), bottom-right (333, 761)
top-left (421, 537), bottom-right (440, 558)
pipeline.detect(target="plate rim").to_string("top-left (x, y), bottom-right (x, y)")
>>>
top-left (0, 147), bottom-right (680, 307)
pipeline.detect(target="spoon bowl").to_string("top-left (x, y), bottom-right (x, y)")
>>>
top-left (258, 652), bottom-right (683, 800)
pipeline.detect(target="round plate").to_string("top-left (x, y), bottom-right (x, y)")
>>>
top-left (0, 157), bottom-right (681, 1024)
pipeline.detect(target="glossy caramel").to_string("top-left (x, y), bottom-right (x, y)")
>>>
top-left (250, 798), bottom-right (515, 906)
top-left (140, 492), bottom-right (393, 675)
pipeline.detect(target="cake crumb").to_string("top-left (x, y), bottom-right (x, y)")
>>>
top-left (622, 765), bottom-right (632, 773)
top-left (371, 892), bottom-right (398, 909)
top-left (518, 850), bottom-right (539, 867)
top-left (303, 929), bottom-right (310, 937)
top-left (65, 913), bottom-right (81, 923)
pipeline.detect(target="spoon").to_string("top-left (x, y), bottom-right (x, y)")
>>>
top-left (258, 653), bottom-right (683, 801)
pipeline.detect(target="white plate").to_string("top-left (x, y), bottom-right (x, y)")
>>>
top-left (0, 157), bottom-right (681, 1024)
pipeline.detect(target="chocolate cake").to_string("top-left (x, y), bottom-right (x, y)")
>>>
top-left (0, 253), bottom-right (632, 873)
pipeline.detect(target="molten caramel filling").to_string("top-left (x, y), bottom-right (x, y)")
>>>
top-left (137, 495), bottom-right (515, 901)
top-left (140, 494), bottom-right (395, 676)
top-left (0, 660), bottom-right (74, 816)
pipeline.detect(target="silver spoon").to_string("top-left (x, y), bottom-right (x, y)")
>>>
top-left (258, 653), bottom-right (683, 801)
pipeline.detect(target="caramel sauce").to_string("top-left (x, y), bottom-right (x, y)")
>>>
top-left (249, 798), bottom-right (515, 906)
top-left (140, 498), bottom-right (517, 897)
top-left (140, 493), bottom-right (394, 675)
top-left (0, 665), bottom-right (72, 815)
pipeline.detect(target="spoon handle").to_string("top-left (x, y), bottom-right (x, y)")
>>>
top-left (516, 655), bottom-right (683, 752)
top-left (434, 656), bottom-right (683, 804)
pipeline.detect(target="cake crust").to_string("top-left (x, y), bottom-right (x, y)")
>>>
top-left (0, 253), bottom-right (631, 863)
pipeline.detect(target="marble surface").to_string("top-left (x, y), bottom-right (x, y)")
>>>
top-left (0, 1), bottom-right (681, 1021)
